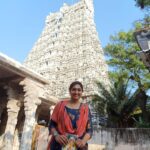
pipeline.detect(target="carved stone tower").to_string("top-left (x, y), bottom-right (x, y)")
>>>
top-left (24, 0), bottom-right (110, 99)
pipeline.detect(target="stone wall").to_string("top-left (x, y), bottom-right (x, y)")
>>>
top-left (29, 127), bottom-right (150, 150)
top-left (89, 128), bottom-right (150, 150)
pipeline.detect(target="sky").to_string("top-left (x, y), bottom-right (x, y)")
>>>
top-left (0, 0), bottom-right (144, 63)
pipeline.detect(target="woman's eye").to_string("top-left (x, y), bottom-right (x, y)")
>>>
top-left (72, 88), bottom-right (81, 91)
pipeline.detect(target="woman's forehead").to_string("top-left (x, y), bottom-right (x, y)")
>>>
top-left (72, 84), bottom-right (82, 88)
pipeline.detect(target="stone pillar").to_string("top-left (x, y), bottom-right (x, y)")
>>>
top-left (2, 85), bottom-right (20, 150)
top-left (19, 78), bottom-right (43, 150)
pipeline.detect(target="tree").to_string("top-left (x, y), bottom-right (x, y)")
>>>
top-left (135, 0), bottom-right (150, 9)
top-left (134, 0), bottom-right (150, 28)
top-left (104, 24), bottom-right (150, 123)
top-left (105, 25), bottom-right (150, 81)
top-left (134, 0), bottom-right (150, 27)
top-left (92, 77), bottom-right (139, 128)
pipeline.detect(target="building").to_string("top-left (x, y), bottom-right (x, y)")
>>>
top-left (0, 0), bottom-right (110, 149)
top-left (24, 0), bottom-right (110, 100)
top-left (0, 53), bottom-right (58, 150)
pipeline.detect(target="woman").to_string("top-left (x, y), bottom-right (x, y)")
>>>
top-left (47, 81), bottom-right (93, 150)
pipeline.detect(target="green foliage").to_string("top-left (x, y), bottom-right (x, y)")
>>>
top-left (92, 1), bottom-right (150, 128)
top-left (104, 25), bottom-right (150, 89)
top-left (94, 1), bottom-right (150, 127)
top-left (101, 22), bottom-right (150, 127)
top-left (135, 0), bottom-right (150, 9)
top-left (135, 117), bottom-right (150, 128)
top-left (134, 15), bottom-right (150, 28)
top-left (92, 77), bottom-right (139, 127)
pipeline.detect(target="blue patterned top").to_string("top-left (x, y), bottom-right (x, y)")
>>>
top-left (49, 104), bottom-right (93, 137)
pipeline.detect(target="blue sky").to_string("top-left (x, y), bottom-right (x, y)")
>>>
top-left (0, 0), bottom-right (144, 63)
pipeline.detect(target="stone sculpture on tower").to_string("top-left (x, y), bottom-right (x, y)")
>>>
top-left (24, 0), bottom-right (110, 100)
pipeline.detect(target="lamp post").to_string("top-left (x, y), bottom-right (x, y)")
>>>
top-left (134, 27), bottom-right (150, 71)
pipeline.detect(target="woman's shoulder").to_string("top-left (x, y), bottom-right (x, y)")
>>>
top-left (80, 102), bottom-right (89, 109)
top-left (81, 102), bottom-right (89, 106)
top-left (52, 100), bottom-right (69, 113)
top-left (56, 99), bottom-right (69, 106)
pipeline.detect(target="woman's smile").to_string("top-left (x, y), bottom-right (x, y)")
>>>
top-left (73, 94), bottom-right (79, 98)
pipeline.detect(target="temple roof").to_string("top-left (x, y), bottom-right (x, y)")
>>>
top-left (0, 52), bottom-right (49, 84)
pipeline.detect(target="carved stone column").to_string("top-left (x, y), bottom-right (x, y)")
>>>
top-left (19, 78), bottom-right (43, 150)
top-left (2, 85), bottom-right (20, 150)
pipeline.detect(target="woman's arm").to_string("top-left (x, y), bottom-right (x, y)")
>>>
top-left (49, 119), bottom-right (68, 145)
top-left (83, 107), bottom-right (93, 140)
top-left (82, 132), bottom-right (91, 142)
top-left (76, 107), bottom-right (93, 148)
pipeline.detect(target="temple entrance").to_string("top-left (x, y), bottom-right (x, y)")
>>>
top-left (0, 87), bottom-right (7, 148)
top-left (0, 108), bottom-right (8, 136)
top-left (32, 101), bottom-right (52, 150)
top-left (0, 108), bottom-right (8, 147)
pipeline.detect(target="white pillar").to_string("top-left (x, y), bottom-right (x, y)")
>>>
top-left (19, 78), bottom-right (43, 150)
top-left (2, 85), bottom-right (20, 150)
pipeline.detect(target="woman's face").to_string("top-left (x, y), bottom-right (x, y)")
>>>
top-left (70, 84), bottom-right (83, 101)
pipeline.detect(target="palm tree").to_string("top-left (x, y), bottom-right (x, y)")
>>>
top-left (92, 78), bottom-right (139, 128)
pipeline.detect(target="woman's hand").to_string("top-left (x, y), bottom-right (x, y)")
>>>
top-left (75, 138), bottom-right (86, 148)
top-left (55, 134), bottom-right (68, 146)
